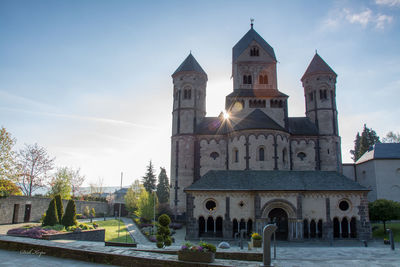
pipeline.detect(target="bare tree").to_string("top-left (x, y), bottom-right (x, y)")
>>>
top-left (89, 177), bottom-right (104, 196)
top-left (16, 143), bottom-right (55, 196)
top-left (70, 168), bottom-right (85, 197)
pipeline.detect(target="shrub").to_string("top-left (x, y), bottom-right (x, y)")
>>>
top-left (62, 199), bottom-right (77, 228)
top-left (90, 208), bottom-right (95, 218)
top-left (251, 232), bottom-right (262, 240)
top-left (7, 227), bottom-right (59, 239)
top-left (76, 214), bottom-right (85, 219)
top-left (40, 212), bottom-right (46, 223)
top-left (83, 206), bottom-right (90, 217)
top-left (93, 222), bottom-right (98, 229)
top-left (181, 241), bottom-right (216, 253)
top-left (54, 194), bottom-right (63, 224)
top-left (43, 224), bottom-right (65, 231)
top-left (43, 198), bottom-right (59, 226)
top-left (199, 241), bottom-right (216, 253)
top-left (155, 214), bottom-right (171, 248)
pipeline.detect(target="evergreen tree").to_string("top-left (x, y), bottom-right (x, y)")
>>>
top-left (142, 161), bottom-right (156, 193)
top-left (156, 214), bottom-right (172, 248)
top-left (62, 199), bottom-right (77, 228)
top-left (350, 124), bottom-right (380, 162)
top-left (156, 167), bottom-right (170, 204)
top-left (43, 198), bottom-right (59, 226)
top-left (54, 194), bottom-right (63, 224)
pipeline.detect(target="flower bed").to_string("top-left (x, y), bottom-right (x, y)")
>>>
top-left (7, 227), bottom-right (59, 239)
top-left (178, 242), bottom-right (216, 263)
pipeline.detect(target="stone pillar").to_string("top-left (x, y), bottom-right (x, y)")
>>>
top-left (214, 220), bottom-right (216, 233)
top-left (296, 194), bottom-right (303, 240)
top-left (185, 193), bottom-right (198, 239)
top-left (223, 197), bottom-right (232, 238)
top-left (323, 197), bottom-right (333, 240)
top-left (357, 192), bottom-right (372, 240)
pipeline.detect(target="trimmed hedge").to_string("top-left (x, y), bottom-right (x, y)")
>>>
top-left (43, 198), bottom-right (59, 226)
top-left (62, 199), bottom-right (77, 228)
top-left (54, 194), bottom-right (63, 224)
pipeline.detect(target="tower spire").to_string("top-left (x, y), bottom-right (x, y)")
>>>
top-left (250, 18), bottom-right (254, 29)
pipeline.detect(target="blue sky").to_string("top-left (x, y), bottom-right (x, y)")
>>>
top-left (1, 0), bottom-right (399, 187)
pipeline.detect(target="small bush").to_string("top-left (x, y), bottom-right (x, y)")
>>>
top-left (155, 214), bottom-right (171, 248)
top-left (62, 199), bottom-right (77, 228)
top-left (54, 194), bottom-right (63, 224)
top-left (93, 222), bottom-right (98, 229)
top-left (156, 242), bottom-right (163, 248)
top-left (90, 208), bottom-right (95, 218)
top-left (251, 232), bottom-right (262, 240)
top-left (40, 213), bottom-right (46, 223)
top-left (199, 241), bottom-right (216, 253)
top-left (83, 206), bottom-right (90, 217)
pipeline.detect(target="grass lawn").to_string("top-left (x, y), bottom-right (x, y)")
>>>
top-left (372, 222), bottom-right (400, 242)
top-left (96, 219), bottom-right (135, 244)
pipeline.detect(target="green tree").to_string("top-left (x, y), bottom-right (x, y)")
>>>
top-left (369, 199), bottom-right (400, 232)
top-left (43, 198), bottom-right (59, 226)
top-left (62, 199), bottom-right (77, 228)
top-left (156, 167), bottom-right (170, 204)
top-left (90, 208), bottom-right (96, 218)
top-left (350, 124), bottom-right (380, 162)
top-left (382, 131), bottom-right (400, 143)
top-left (156, 214), bottom-right (172, 248)
top-left (48, 167), bottom-right (72, 199)
top-left (142, 161), bottom-right (156, 193)
top-left (0, 178), bottom-right (22, 197)
top-left (125, 180), bottom-right (144, 213)
top-left (135, 190), bottom-right (158, 222)
top-left (0, 127), bottom-right (17, 180)
top-left (54, 194), bottom-right (63, 224)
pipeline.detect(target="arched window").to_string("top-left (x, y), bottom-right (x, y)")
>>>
top-left (318, 219), bottom-right (323, 238)
top-left (320, 89), bottom-right (327, 100)
top-left (250, 47), bottom-right (259, 56)
top-left (233, 148), bottom-right (239, 163)
top-left (282, 148), bottom-right (287, 164)
top-left (183, 86), bottom-right (192, 100)
top-left (248, 75), bottom-right (252, 84)
top-left (310, 220), bottom-right (316, 238)
top-left (263, 75), bottom-right (268, 84)
top-left (259, 75), bottom-right (268, 84)
top-left (333, 217), bottom-right (340, 238)
top-left (243, 75), bottom-right (247, 84)
top-left (297, 152), bottom-right (306, 161)
top-left (303, 219), bottom-right (309, 239)
top-left (259, 147), bottom-right (265, 161)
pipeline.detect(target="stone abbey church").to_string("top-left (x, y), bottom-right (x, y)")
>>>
top-left (169, 24), bottom-right (371, 241)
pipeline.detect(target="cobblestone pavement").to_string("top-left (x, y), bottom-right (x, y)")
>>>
top-left (0, 248), bottom-right (115, 267)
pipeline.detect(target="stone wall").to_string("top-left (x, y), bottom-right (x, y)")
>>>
top-left (0, 196), bottom-right (110, 225)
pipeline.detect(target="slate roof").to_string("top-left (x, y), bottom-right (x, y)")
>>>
top-left (185, 170), bottom-right (368, 191)
top-left (196, 117), bottom-right (230, 135)
top-left (172, 53), bottom-right (207, 76)
top-left (356, 143), bottom-right (400, 164)
top-left (233, 27), bottom-right (276, 62)
top-left (301, 53), bottom-right (336, 81)
top-left (226, 89), bottom-right (288, 98)
top-left (233, 109), bottom-right (285, 132)
top-left (288, 117), bottom-right (318, 136)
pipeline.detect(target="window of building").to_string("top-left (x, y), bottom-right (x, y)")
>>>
top-left (249, 99), bottom-right (266, 108)
top-left (319, 89), bottom-right (327, 100)
top-left (259, 147), bottom-right (265, 161)
top-left (239, 201), bottom-right (245, 208)
top-left (234, 148), bottom-right (239, 163)
top-left (243, 75), bottom-right (252, 84)
top-left (259, 75), bottom-right (268, 84)
top-left (270, 99), bottom-right (283, 108)
top-left (205, 200), bottom-right (217, 211)
top-left (210, 152), bottom-right (219, 160)
top-left (183, 86), bottom-right (192, 100)
top-left (339, 200), bottom-right (350, 211)
top-left (250, 47), bottom-right (259, 56)
top-left (297, 152), bottom-right (306, 161)
top-left (282, 148), bottom-right (287, 164)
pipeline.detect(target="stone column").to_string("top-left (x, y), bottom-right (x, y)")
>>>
top-left (357, 192), bottom-right (372, 240)
top-left (323, 197), bottom-right (333, 240)
top-left (185, 193), bottom-right (198, 239)
top-left (223, 196), bottom-right (232, 238)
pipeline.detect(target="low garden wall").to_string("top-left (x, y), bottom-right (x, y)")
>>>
top-left (0, 196), bottom-right (110, 224)
top-left (41, 229), bottom-right (105, 242)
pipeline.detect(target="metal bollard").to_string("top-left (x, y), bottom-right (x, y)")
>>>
top-left (386, 229), bottom-right (395, 251)
top-left (260, 224), bottom-right (277, 267)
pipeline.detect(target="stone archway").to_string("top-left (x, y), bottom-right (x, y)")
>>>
top-left (268, 208), bottom-right (288, 240)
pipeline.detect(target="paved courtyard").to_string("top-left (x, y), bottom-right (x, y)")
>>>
top-left (0, 220), bottom-right (399, 266)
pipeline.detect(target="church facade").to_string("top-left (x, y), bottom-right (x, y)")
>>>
top-left (169, 24), bottom-right (371, 241)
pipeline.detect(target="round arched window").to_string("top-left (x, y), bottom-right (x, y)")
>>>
top-left (205, 200), bottom-right (216, 211)
top-left (339, 200), bottom-right (349, 211)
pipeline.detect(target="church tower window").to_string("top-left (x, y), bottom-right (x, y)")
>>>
top-left (319, 89), bottom-right (327, 100)
top-left (259, 75), bottom-right (268, 84)
top-left (250, 46), bottom-right (259, 56)
top-left (243, 75), bottom-right (252, 84)
top-left (183, 86), bottom-right (192, 100)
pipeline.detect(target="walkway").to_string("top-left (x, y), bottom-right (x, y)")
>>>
top-left (119, 217), bottom-right (152, 246)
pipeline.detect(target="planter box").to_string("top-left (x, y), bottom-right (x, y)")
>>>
top-left (178, 250), bottom-right (215, 263)
top-left (252, 239), bottom-right (262, 248)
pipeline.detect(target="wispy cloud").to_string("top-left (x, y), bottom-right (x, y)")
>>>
top-left (322, 7), bottom-right (393, 30)
top-left (0, 106), bottom-right (160, 130)
top-left (375, 0), bottom-right (400, 7)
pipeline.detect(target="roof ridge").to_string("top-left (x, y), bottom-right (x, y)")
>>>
top-left (172, 53), bottom-right (207, 76)
top-left (301, 53), bottom-right (336, 81)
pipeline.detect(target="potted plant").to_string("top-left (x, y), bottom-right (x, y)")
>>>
top-left (251, 232), bottom-right (262, 247)
top-left (178, 241), bottom-right (216, 263)
top-left (384, 238), bottom-right (390, 245)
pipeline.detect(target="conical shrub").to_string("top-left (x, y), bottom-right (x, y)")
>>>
top-left (62, 199), bottom-right (77, 228)
top-left (43, 198), bottom-right (59, 226)
top-left (54, 194), bottom-right (63, 224)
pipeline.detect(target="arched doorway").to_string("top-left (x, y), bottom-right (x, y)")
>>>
top-left (333, 217), bottom-right (340, 238)
top-left (232, 219), bottom-right (238, 238)
top-left (268, 208), bottom-right (288, 240)
top-left (247, 219), bottom-right (253, 237)
top-left (207, 217), bottom-right (214, 236)
top-left (341, 217), bottom-right (349, 238)
top-left (303, 219), bottom-right (309, 239)
top-left (350, 217), bottom-right (357, 238)
top-left (199, 216), bottom-right (205, 237)
top-left (310, 220), bottom-right (316, 238)
top-left (216, 217), bottom-right (223, 237)
top-left (317, 220), bottom-right (323, 238)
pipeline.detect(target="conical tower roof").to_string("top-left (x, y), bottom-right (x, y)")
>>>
top-left (301, 53), bottom-right (336, 81)
top-left (233, 27), bottom-right (276, 62)
top-left (172, 53), bottom-right (207, 76)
